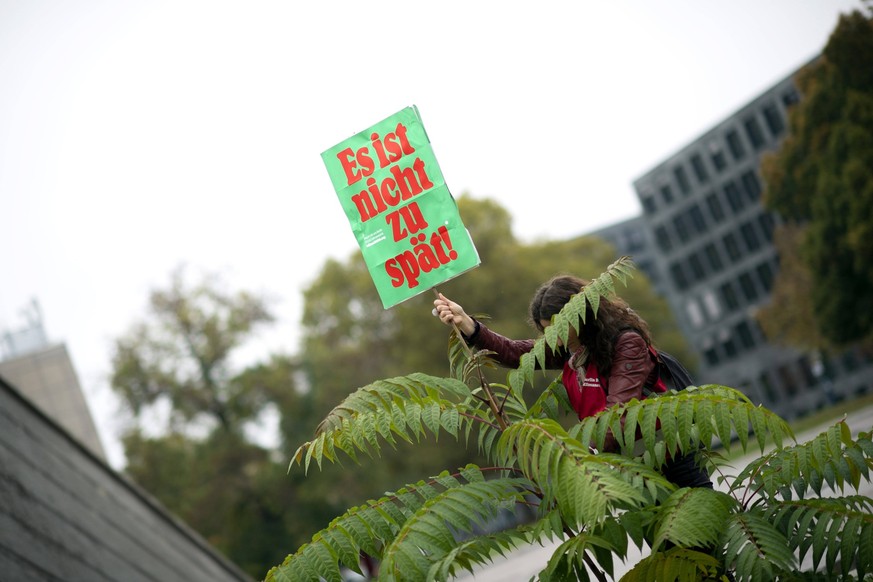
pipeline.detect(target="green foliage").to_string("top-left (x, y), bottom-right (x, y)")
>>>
top-left (293, 194), bottom-right (695, 525)
top-left (732, 424), bottom-right (873, 500)
top-left (110, 265), bottom-right (276, 433)
top-left (270, 257), bottom-right (873, 581)
top-left (622, 548), bottom-right (725, 582)
top-left (760, 9), bottom-right (873, 347)
top-left (267, 466), bottom-right (532, 582)
top-left (293, 373), bottom-right (473, 472)
top-left (110, 268), bottom-right (341, 579)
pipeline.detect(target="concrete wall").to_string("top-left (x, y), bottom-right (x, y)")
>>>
top-left (0, 343), bottom-right (106, 461)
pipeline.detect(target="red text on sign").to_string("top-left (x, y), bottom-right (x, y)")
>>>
top-left (336, 122), bottom-right (416, 186)
top-left (351, 158), bottom-right (433, 223)
top-left (384, 225), bottom-right (459, 289)
top-left (386, 202), bottom-right (427, 242)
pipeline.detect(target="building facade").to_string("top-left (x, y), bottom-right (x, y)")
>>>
top-left (605, 62), bottom-right (872, 420)
top-left (0, 300), bottom-right (107, 460)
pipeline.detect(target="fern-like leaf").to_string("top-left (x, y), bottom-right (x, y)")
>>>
top-left (722, 510), bottom-right (796, 582)
top-left (291, 373), bottom-right (473, 472)
top-left (507, 256), bottom-right (636, 398)
top-left (378, 476), bottom-right (531, 580)
top-left (526, 378), bottom-right (572, 421)
top-left (496, 418), bottom-right (674, 529)
top-left (768, 495), bottom-right (873, 578)
top-left (265, 466), bottom-right (531, 582)
top-left (425, 528), bottom-right (533, 581)
top-left (537, 531), bottom-right (618, 582)
top-left (621, 547), bottom-right (725, 582)
top-left (568, 385), bottom-right (790, 474)
top-left (734, 421), bottom-right (873, 500)
top-left (651, 487), bottom-right (737, 551)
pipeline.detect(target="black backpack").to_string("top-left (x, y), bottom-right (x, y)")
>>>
top-left (651, 350), bottom-right (713, 488)
top-left (641, 349), bottom-right (695, 398)
top-left (657, 350), bottom-right (695, 392)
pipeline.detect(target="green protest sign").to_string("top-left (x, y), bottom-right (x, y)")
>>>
top-left (321, 106), bottom-right (479, 309)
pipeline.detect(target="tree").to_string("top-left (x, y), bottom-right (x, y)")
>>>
top-left (760, 9), bottom-right (873, 348)
top-left (266, 258), bottom-right (873, 581)
top-left (756, 224), bottom-right (830, 352)
top-left (109, 267), bottom-right (338, 578)
top-left (110, 265), bottom-right (277, 434)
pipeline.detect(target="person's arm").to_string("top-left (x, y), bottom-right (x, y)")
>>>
top-left (433, 293), bottom-right (563, 369)
top-left (467, 322), bottom-right (537, 368)
top-left (605, 332), bottom-right (651, 408)
top-left (601, 331), bottom-right (653, 452)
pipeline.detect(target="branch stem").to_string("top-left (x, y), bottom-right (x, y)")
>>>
top-left (433, 288), bottom-right (508, 430)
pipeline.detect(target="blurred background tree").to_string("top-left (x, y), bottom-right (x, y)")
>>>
top-left (759, 8), bottom-right (873, 351)
top-left (109, 267), bottom-right (338, 578)
top-left (110, 195), bottom-right (692, 578)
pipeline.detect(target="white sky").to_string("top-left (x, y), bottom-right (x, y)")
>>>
top-left (0, 0), bottom-right (863, 469)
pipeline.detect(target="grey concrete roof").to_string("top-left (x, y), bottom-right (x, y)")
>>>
top-left (0, 374), bottom-right (252, 582)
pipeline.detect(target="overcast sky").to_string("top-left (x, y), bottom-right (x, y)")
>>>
top-left (1, 0), bottom-right (863, 469)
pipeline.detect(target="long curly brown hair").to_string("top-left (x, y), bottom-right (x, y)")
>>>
top-left (528, 274), bottom-right (652, 376)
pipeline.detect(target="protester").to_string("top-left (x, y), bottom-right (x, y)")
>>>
top-left (433, 274), bottom-right (712, 488)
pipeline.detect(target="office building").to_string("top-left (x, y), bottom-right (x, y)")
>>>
top-left (607, 61), bottom-right (873, 420)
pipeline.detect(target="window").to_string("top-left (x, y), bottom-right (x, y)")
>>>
top-left (688, 252), bottom-right (706, 279)
top-left (734, 320), bottom-right (756, 349)
top-left (686, 299), bottom-right (705, 328)
top-left (703, 339), bottom-right (718, 366)
top-left (703, 243), bottom-right (723, 272)
top-left (778, 365), bottom-right (798, 396)
top-left (691, 154), bottom-right (709, 183)
top-left (722, 335), bottom-right (738, 359)
top-left (726, 129), bottom-right (745, 160)
top-left (758, 212), bottom-right (775, 241)
top-left (674, 166), bottom-right (691, 195)
top-left (706, 192), bottom-right (725, 222)
top-left (654, 225), bottom-right (672, 252)
top-left (782, 88), bottom-right (800, 108)
top-left (673, 214), bottom-right (690, 243)
top-left (703, 290), bottom-right (721, 319)
top-left (723, 232), bottom-right (742, 261)
top-left (741, 170), bottom-right (761, 201)
top-left (740, 221), bottom-right (761, 251)
top-left (744, 116), bottom-right (766, 149)
top-left (762, 102), bottom-right (785, 137)
top-left (759, 371), bottom-right (778, 402)
top-left (709, 142), bottom-right (727, 172)
top-left (720, 281), bottom-right (740, 311)
top-left (724, 181), bottom-right (745, 213)
top-left (704, 345), bottom-right (720, 366)
top-left (637, 259), bottom-right (657, 283)
top-left (738, 272), bottom-right (758, 301)
top-left (798, 356), bottom-right (818, 387)
top-left (670, 262), bottom-right (689, 290)
top-left (688, 204), bottom-right (707, 233)
top-left (820, 354), bottom-right (838, 380)
top-left (641, 194), bottom-right (657, 214)
top-left (625, 230), bottom-right (645, 252)
top-left (756, 261), bottom-right (774, 292)
top-left (661, 184), bottom-right (674, 204)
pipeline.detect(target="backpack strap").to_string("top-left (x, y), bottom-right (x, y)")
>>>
top-left (658, 350), bottom-right (695, 392)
